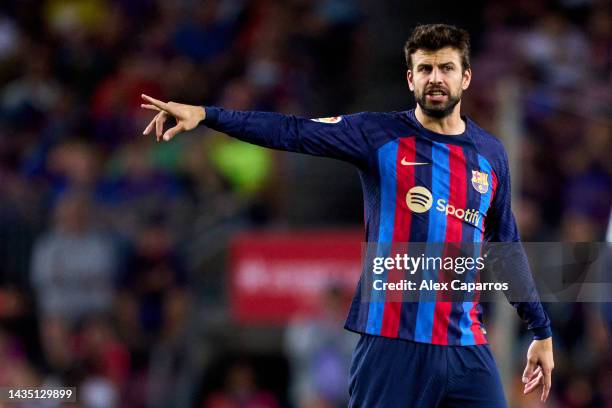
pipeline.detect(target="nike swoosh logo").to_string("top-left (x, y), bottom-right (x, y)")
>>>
top-left (401, 157), bottom-right (429, 166)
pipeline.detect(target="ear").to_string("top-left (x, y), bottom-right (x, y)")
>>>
top-left (407, 70), bottom-right (415, 91)
top-left (462, 68), bottom-right (472, 90)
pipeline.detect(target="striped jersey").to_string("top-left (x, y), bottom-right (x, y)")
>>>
top-left (203, 107), bottom-right (552, 345)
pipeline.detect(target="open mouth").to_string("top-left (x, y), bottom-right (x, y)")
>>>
top-left (425, 89), bottom-right (448, 102)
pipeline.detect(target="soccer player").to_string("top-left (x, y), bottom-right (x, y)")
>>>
top-left (141, 24), bottom-right (554, 407)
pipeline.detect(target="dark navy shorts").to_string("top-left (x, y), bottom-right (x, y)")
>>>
top-left (348, 334), bottom-right (508, 408)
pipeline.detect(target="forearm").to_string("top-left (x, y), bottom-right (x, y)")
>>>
top-left (510, 253), bottom-right (552, 340)
top-left (513, 301), bottom-right (552, 339)
top-left (486, 242), bottom-right (552, 339)
top-left (202, 107), bottom-right (303, 152)
top-left (202, 107), bottom-right (370, 165)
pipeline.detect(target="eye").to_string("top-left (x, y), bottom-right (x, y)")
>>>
top-left (419, 66), bottom-right (432, 73)
top-left (443, 65), bottom-right (454, 72)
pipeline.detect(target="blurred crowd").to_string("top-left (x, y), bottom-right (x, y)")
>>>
top-left (468, 0), bottom-right (612, 243)
top-left (0, 0), bottom-right (364, 406)
top-left (467, 1), bottom-right (612, 407)
top-left (0, 0), bottom-right (609, 407)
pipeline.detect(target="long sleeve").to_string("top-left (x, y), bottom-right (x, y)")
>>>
top-left (485, 149), bottom-right (552, 340)
top-left (202, 107), bottom-right (373, 168)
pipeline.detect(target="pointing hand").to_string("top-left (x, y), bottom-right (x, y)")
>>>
top-left (141, 94), bottom-right (206, 141)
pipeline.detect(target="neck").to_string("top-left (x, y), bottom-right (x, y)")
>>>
top-left (414, 103), bottom-right (465, 135)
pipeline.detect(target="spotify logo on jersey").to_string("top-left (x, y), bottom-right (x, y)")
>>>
top-left (406, 186), bottom-right (433, 213)
top-left (405, 186), bottom-right (482, 227)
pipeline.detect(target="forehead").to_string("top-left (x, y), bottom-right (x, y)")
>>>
top-left (412, 46), bottom-right (462, 66)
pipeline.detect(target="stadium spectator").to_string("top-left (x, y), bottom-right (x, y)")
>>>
top-left (30, 191), bottom-right (117, 324)
top-left (203, 361), bottom-right (279, 408)
top-left (284, 286), bottom-right (357, 408)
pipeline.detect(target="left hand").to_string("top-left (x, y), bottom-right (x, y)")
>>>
top-left (522, 337), bottom-right (554, 402)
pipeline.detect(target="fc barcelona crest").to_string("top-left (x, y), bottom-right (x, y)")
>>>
top-left (471, 170), bottom-right (489, 194)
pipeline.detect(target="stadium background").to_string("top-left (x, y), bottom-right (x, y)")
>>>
top-left (0, 0), bottom-right (610, 407)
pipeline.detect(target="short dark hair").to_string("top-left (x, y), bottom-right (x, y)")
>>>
top-left (404, 24), bottom-right (471, 71)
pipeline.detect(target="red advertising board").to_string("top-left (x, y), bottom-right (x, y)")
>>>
top-left (229, 230), bottom-right (363, 324)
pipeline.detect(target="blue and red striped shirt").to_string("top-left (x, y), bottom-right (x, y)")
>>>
top-left (203, 107), bottom-right (552, 345)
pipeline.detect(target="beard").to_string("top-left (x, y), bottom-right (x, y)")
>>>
top-left (414, 86), bottom-right (462, 119)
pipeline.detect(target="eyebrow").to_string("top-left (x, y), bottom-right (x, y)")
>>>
top-left (416, 61), bottom-right (456, 68)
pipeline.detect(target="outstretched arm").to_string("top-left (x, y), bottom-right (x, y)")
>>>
top-left (141, 94), bottom-right (373, 167)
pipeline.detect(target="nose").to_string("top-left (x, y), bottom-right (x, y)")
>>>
top-left (429, 67), bottom-right (442, 84)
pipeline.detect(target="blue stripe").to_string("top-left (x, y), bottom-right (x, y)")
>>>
top-left (414, 141), bottom-right (449, 343)
top-left (459, 301), bottom-right (475, 344)
top-left (366, 141), bottom-right (398, 334)
top-left (457, 148), bottom-right (481, 345)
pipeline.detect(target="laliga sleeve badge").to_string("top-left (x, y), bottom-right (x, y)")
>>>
top-left (310, 116), bottom-right (343, 123)
top-left (471, 170), bottom-right (489, 194)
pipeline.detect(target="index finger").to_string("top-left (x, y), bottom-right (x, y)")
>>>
top-left (541, 371), bottom-right (551, 402)
top-left (528, 366), bottom-right (542, 381)
top-left (141, 94), bottom-right (173, 114)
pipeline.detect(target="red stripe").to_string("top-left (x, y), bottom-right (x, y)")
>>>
top-left (481, 169), bottom-right (499, 239)
top-left (490, 169), bottom-right (499, 199)
top-left (380, 137), bottom-right (415, 337)
top-left (431, 145), bottom-right (466, 345)
top-left (469, 274), bottom-right (487, 344)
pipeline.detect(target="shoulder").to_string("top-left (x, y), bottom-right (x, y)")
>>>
top-left (340, 111), bottom-right (404, 123)
top-left (344, 110), bottom-right (417, 134)
top-left (468, 119), bottom-right (509, 177)
top-left (469, 120), bottom-right (506, 157)
top-left (374, 111), bottom-right (419, 147)
top-left (339, 110), bottom-right (410, 121)
top-left (335, 111), bottom-right (411, 148)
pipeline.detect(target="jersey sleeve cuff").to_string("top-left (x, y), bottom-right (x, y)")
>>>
top-left (202, 106), bottom-right (220, 126)
top-left (532, 326), bottom-right (552, 340)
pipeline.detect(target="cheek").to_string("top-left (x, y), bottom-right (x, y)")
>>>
top-left (414, 78), bottom-right (427, 90)
top-left (451, 76), bottom-right (466, 92)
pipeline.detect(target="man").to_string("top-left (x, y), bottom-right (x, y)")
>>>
top-left (141, 24), bottom-right (554, 407)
